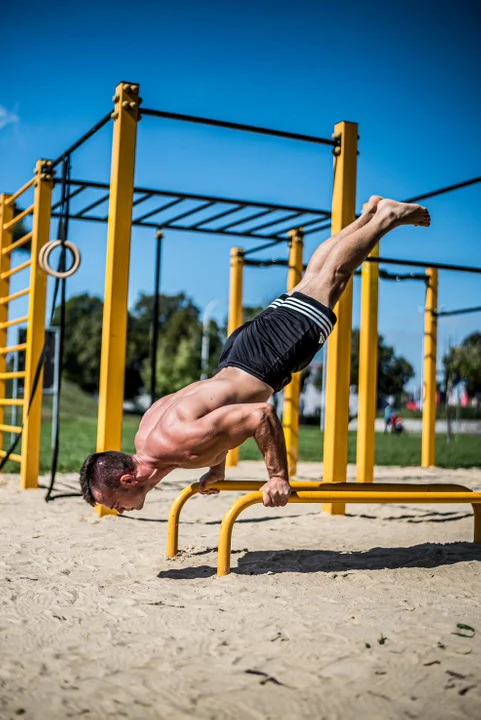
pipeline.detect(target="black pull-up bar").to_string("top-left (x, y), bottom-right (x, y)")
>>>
top-left (435, 305), bottom-right (481, 317)
top-left (140, 108), bottom-right (338, 147)
top-left (365, 255), bottom-right (481, 275)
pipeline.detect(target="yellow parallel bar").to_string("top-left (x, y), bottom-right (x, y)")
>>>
top-left (96, 82), bottom-right (140, 517)
top-left (2, 231), bottom-right (33, 256)
top-left (322, 121), bottom-right (358, 514)
top-left (0, 449), bottom-right (22, 464)
top-left (0, 315), bottom-right (28, 330)
top-left (0, 288), bottom-right (30, 305)
top-left (422, 268), bottom-right (438, 467)
top-left (1, 259), bottom-right (32, 280)
top-left (3, 204), bottom-right (34, 231)
top-left (283, 229), bottom-right (303, 476)
top-left (4, 177), bottom-right (36, 206)
top-left (0, 343), bottom-right (27, 355)
top-left (0, 423), bottom-right (22, 434)
top-left (0, 194), bottom-right (14, 452)
top-left (0, 398), bottom-right (24, 406)
top-left (356, 241), bottom-right (380, 483)
top-left (217, 485), bottom-right (481, 575)
top-left (225, 246), bottom-right (245, 469)
top-left (0, 371), bottom-right (25, 379)
top-left (21, 160), bottom-right (53, 490)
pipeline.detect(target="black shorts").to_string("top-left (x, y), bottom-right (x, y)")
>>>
top-left (217, 291), bottom-right (337, 393)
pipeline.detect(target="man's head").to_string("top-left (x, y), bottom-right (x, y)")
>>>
top-left (79, 451), bottom-right (148, 513)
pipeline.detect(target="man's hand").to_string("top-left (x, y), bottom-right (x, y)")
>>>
top-left (199, 465), bottom-right (225, 495)
top-left (260, 476), bottom-right (291, 507)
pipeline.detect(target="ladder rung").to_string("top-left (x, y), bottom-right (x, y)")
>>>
top-left (0, 398), bottom-right (24, 406)
top-left (0, 343), bottom-right (27, 355)
top-left (0, 288), bottom-right (29, 305)
top-left (4, 177), bottom-right (35, 206)
top-left (0, 371), bottom-right (25, 379)
top-left (2, 231), bottom-right (33, 255)
top-left (3, 205), bottom-right (34, 230)
top-left (0, 315), bottom-right (28, 330)
top-left (1, 260), bottom-right (31, 279)
top-left (0, 448), bottom-right (22, 463)
top-left (0, 423), bottom-right (22, 434)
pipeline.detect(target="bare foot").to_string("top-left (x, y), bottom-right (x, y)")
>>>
top-left (363, 194), bottom-right (383, 216)
top-left (378, 199), bottom-right (431, 228)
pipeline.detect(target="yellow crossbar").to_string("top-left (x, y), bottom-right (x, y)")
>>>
top-left (0, 423), bottom-right (22, 434)
top-left (4, 178), bottom-right (36, 206)
top-left (0, 315), bottom-right (28, 330)
top-left (0, 398), bottom-right (24, 406)
top-left (3, 205), bottom-right (34, 230)
top-left (2, 231), bottom-right (33, 255)
top-left (0, 343), bottom-right (27, 355)
top-left (0, 448), bottom-right (22, 463)
top-left (0, 371), bottom-right (25, 380)
top-left (1, 260), bottom-right (31, 279)
top-left (0, 288), bottom-right (29, 305)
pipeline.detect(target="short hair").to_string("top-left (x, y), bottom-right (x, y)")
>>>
top-left (79, 451), bottom-right (135, 506)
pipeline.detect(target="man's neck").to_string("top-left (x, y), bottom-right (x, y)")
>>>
top-left (132, 453), bottom-right (176, 488)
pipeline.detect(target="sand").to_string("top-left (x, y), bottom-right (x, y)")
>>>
top-left (1, 462), bottom-right (481, 720)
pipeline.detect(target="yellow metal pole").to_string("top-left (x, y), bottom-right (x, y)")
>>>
top-left (322, 121), bottom-right (358, 514)
top-left (96, 82), bottom-right (140, 517)
top-left (0, 194), bottom-right (14, 453)
top-left (225, 247), bottom-right (244, 468)
top-left (421, 268), bottom-right (438, 467)
top-left (356, 241), bottom-right (380, 482)
top-left (283, 229), bottom-right (304, 476)
top-left (21, 161), bottom-right (54, 489)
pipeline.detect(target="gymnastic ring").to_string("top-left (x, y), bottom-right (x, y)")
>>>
top-left (38, 240), bottom-right (81, 279)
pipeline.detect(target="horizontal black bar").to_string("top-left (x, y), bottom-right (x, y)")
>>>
top-left (141, 108), bottom-right (337, 147)
top-left (50, 113), bottom-right (112, 169)
top-left (134, 198), bottom-right (183, 223)
top-left (404, 176), bottom-right (481, 204)
top-left (378, 269), bottom-right (427, 282)
top-left (366, 255), bottom-right (481, 275)
top-left (436, 305), bottom-right (481, 317)
top-left (244, 258), bottom-right (289, 268)
top-left (249, 211), bottom-right (303, 235)
top-left (219, 209), bottom-right (272, 232)
top-left (244, 239), bottom-right (289, 256)
top-left (74, 192), bottom-right (110, 217)
top-left (51, 184), bottom-right (87, 211)
top-left (57, 177), bottom-right (331, 218)
top-left (163, 201), bottom-right (215, 225)
top-left (190, 204), bottom-right (245, 229)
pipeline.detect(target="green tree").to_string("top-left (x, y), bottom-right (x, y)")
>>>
top-left (350, 329), bottom-right (414, 399)
top-left (443, 332), bottom-right (481, 397)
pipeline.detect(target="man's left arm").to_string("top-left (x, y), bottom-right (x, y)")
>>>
top-left (190, 403), bottom-right (291, 507)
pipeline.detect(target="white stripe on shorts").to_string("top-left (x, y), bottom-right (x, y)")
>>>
top-left (284, 296), bottom-right (333, 336)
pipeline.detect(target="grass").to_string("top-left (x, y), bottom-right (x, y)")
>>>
top-left (2, 381), bottom-right (480, 474)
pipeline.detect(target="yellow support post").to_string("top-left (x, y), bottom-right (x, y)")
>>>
top-left (96, 82), bottom-right (140, 517)
top-left (0, 194), bottom-right (14, 454)
top-left (356, 242), bottom-right (380, 483)
top-left (225, 247), bottom-right (244, 468)
top-left (322, 121), bottom-right (358, 514)
top-left (283, 229), bottom-right (304, 476)
top-left (421, 268), bottom-right (438, 467)
top-left (21, 161), bottom-right (54, 489)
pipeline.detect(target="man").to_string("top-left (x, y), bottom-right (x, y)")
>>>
top-left (80, 197), bottom-right (430, 511)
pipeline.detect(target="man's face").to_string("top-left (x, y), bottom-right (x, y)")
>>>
top-left (93, 478), bottom-right (148, 514)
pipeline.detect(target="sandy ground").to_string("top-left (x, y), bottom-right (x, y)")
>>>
top-left (1, 462), bottom-right (481, 720)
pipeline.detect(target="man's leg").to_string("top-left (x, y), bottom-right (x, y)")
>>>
top-left (291, 199), bottom-right (431, 308)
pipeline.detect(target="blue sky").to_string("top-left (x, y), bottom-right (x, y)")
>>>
top-left (1, 0), bottom-right (480, 389)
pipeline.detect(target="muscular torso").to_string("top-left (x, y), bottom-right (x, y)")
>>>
top-left (135, 367), bottom-right (273, 470)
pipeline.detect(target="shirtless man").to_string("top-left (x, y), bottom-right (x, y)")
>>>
top-left (80, 198), bottom-right (430, 511)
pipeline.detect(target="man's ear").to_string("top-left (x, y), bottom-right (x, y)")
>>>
top-left (119, 473), bottom-right (136, 487)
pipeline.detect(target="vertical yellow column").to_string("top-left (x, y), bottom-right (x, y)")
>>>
top-left (421, 268), bottom-right (438, 467)
top-left (96, 82), bottom-right (140, 517)
top-left (22, 161), bottom-right (53, 489)
top-left (322, 121), bottom-right (358, 514)
top-left (356, 243), bottom-right (380, 483)
top-left (283, 228), bottom-right (304, 476)
top-left (0, 194), bottom-right (14, 452)
top-left (225, 247), bottom-right (244, 468)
